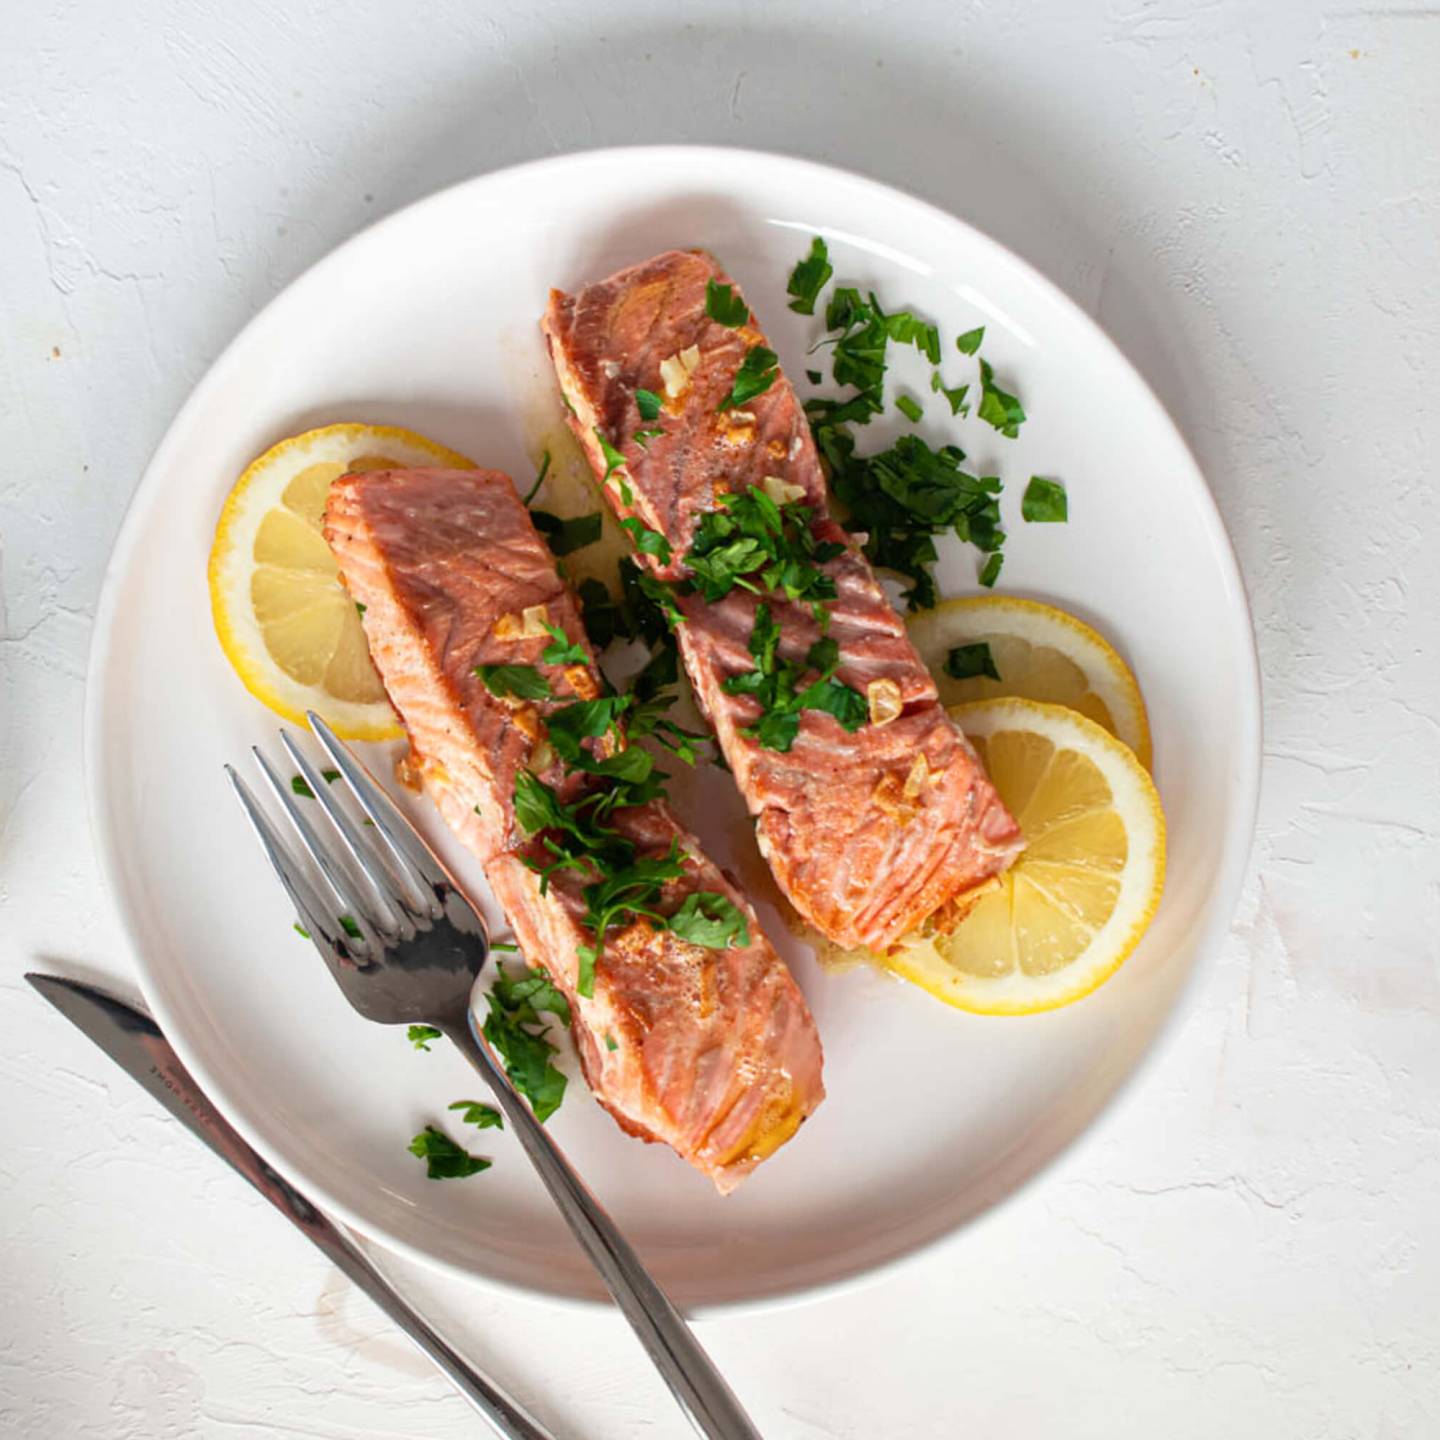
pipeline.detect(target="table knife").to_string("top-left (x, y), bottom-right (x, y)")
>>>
top-left (25, 972), bottom-right (559, 1440)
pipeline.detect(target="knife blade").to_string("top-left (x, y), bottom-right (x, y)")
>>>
top-left (25, 972), bottom-right (559, 1440)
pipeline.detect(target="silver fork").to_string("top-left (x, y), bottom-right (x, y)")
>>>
top-left (226, 713), bottom-right (763, 1440)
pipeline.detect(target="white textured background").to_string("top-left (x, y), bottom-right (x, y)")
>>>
top-left (3, 2), bottom-right (1437, 1436)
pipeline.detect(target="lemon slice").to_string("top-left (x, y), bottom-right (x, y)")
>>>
top-left (907, 595), bottom-right (1152, 768)
top-left (208, 423), bottom-right (475, 738)
top-left (881, 698), bottom-right (1165, 1014)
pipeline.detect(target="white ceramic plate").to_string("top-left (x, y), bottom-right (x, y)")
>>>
top-left (86, 147), bottom-right (1259, 1314)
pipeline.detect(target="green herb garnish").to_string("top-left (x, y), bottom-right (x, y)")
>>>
top-left (956, 326), bottom-right (985, 356)
top-left (577, 576), bottom-right (623, 649)
top-left (719, 345), bottom-right (779, 411)
top-left (705, 279), bottom-right (750, 328)
top-left (605, 1033), bottom-right (618, 1051)
top-left (293, 923), bottom-right (310, 940)
top-left (621, 517), bottom-right (672, 565)
top-left (930, 371), bottom-right (970, 416)
top-left (475, 664), bottom-right (553, 701)
top-left (338, 914), bottom-right (362, 939)
top-left (633, 427), bottom-right (665, 448)
top-left (290, 775), bottom-right (316, 799)
top-left (448, 1100), bottom-right (503, 1129)
top-left (634, 388), bottom-right (663, 421)
top-left (595, 428), bottom-right (628, 482)
top-left (541, 622), bottom-right (589, 667)
top-left (355, 602), bottom-right (366, 616)
top-left (408, 1024), bottom-right (443, 1051)
top-left (522, 450), bottom-right (552, 505)
top-left (532, 510), bottom-right (603, 556)
top-left (667, 891), bottom-right (751, 949)
top-left (896, 393), bottom-right (923, 424)
top-left (977, 359), bottom-right (1025, 438)
top-left (945, 642), bottom-right (1001, 681)
top-left (787, 236), bottom-right (833, 315)
top-left (1021, 476), bottom-right (1067, 523)
top-left (408, 1125), bottom-right (491, 1179)
top-left (489, 940), bottom-right (519, 953)
top-left (978, 551), bottom-right (1004, 588)
top-left (481, 983), bottom-right (568, 1123)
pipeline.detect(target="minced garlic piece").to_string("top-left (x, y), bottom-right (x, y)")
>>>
top-left (565, 665), bottom-right (599, 699)
top-left (394, 748), bottom-right (424, 793)
top-left (530, 739), bottom-right (556, 774)
top-left (902, 752), bottom-right (929, 800)
top-left (660, 344), bottom-right (702, 399)
top-left (762, 474), bottom-right (807, 505)
top-left (493, 603), bottom-right (552, 642)
top-left (867, 678), bottom-right (903, 727)
top-left (513, 705), bottom-right (546, 741)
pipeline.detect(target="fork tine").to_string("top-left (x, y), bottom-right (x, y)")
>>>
top-left (306, 712), bottom-right (449, 921)
top-left (252, 743), bottom-right (396, 947)
top-left (225, 765), bottom-right (350, 954)
top-left (276, 731), bottom-right (415, 941)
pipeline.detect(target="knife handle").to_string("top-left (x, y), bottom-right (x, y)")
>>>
top-left (133, 1018), bottom-right (558, 1440)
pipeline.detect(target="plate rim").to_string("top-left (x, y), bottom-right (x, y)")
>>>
top-left (83, 143), bottom-right (1262, 1317)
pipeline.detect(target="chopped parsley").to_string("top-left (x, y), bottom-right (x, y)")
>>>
top-left (354, 602), bottom-right (366, 616)
top-left (522, 451), bottom-right (552, 505)
top-left (293, 922), bottom-right (310, 940)
top-left (896, 393), bottom-right (923, 424)
top-left (979, 552), bottom-right (1004, 588)
top-left (408, 1125), bottom-right (491, 1179)
top-left (787, 236), bottom-right (834, 315)
top-left (338, 914), bottom-right (362, 939)
top-left (977, 359), bottom-right (1025, 438)
top-left (605, 1033), bottom-right (618, 1051)
top-left (633, 427), bottom-right (665, 448)
top-left (719, 345), bottom-right (779, 411)
top-left (945, 642), bottom-right (1001, 681)
top-left (407, 1024), bottom-right (443, 1051)
top-left (448, 1099), bottom-right (503, 1130)
top-left (722, 603), bottom-right (867, 752)
top-left (705, 279), bottom-right (750, 328)
top-left (482, 977), bottom-right (568, 1123)
top-left (684, 485), bottom-right (842, 609)
top-left (1021, 476), bottom-right (1068, 523)
top-left (595, 428), bottom-right (628, 483)
top-left (634, 388), bottom-right (663, 421)
top-left (493, 964), bottom-right (572, 1027)
top-left (829, 432), bottom-right (1004, 609)
top-left (806, 368), bottom-right (823, 385)
top-left (475, 664), bottom-right (552, 701)
top-left (532, 510), bottom-right (602, 556)
top-left (541, 622), bottom-right (589, 667)
top-left (290, 775), bottom-right (316, 799)
top-left (576, 576), bottom-right (624, 649)
top-left (956, 326), bottom-right (985, 356)
top-left (489, 939), bottom-right (519, 953)
top-left (930, 370), bottom-right (970, 416)
top-left (667, 891), bottom-right (750, 949)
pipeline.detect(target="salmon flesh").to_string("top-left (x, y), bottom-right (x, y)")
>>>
top-left (324, 466), bottom-right (824, 1192)
top-left (542, 250), bottom-right (1024, 950)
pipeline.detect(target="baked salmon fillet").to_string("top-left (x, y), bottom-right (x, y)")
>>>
top-left (324, 466), bottom-right (823, 1192)
top-left (543, 250), bottom-right (1024, 951)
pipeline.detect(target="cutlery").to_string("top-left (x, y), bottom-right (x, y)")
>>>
top-left (225, 711), bottom-right (764, 1440)
top-left (25, 971), bottom-right (557, 1440)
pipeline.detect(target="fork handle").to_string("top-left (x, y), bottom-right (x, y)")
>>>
top-left (442, 1014), bottom-right (765, 1440)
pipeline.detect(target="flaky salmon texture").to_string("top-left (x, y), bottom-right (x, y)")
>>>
top-left (543, 249), bottom-right (1025, 952)
top-left (324, 467), bottom-right (823, 1193)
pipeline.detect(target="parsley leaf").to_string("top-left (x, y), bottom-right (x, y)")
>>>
top-left (475, 664), bottom-right (552, 700)
top-left (945, 642), bottom-right (1001, 681)
top-left (522, 450), bottom-right (552, 505)
top-left (930, 370), bottom-right (970, 416)
top-left (806, 368), bottom-right (823, 385)
top-left (577, 576), bottom-right (623, 650)
top-left (633, 426), bottom-right (665, 448)
top-left (292, 922), bottom-right (310, 940)
top-left (719, 346), bottom-right (779, 411)
top-left (977, 359), bottom-right (1026, 437)
top-left (634, 388), bottom-right (663, 421)
top-left (532, 510), bottom-right (602, 556)
top-left (493, 964), bottom-right (571, 1027)
top-left (605, 1033), bottom-right (618, 1051)
top-left (594, 428), bottom-right (628, 482)
top-left (481, 985), bottom-right (567, 1123)
top-left (705, 279), bottom-right (750, 327)
top-left (978, 551), bottom-right (1004, 588)
top-left (408, 1126), bottom-right (491, 1179)
top-left (448, 1100), bottom-right (503, 1130)
top-left (407, 1024), bottom-right (443, 1052)
top-left (667, 891), bottom-right (751, 949)
top-left (787, 236), bottom-right (834, 315)
top-left (621, 517), bottom-right (672, 565)
top-left (1021, 476), bottom-right (1068, 523)
top-left (956, 326), bottom-right (985, 356)
top-left (896, 393), bottom-right (923, 424)
top-left (541, 622), bottom-right (589, 667)
top-left (683, 486), bottom-right (839, 608)
top-left (338, 914), bottom-right (362, 939)
top-left (290, 775), bottom-right (316, 799)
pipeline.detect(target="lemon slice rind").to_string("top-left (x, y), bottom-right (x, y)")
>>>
top-left (881, 697), bottom-right (1166, 1015)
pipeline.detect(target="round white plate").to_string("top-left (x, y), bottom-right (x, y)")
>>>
top-left (86, 147), bottom-right (1259, 1314)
